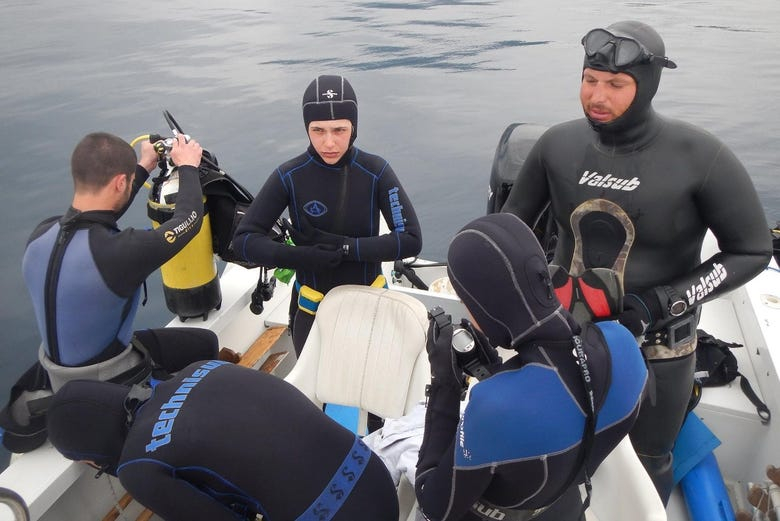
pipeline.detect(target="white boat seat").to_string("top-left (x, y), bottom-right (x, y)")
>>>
top-left (284, 285), bottom-right (666, 521)
top-left (285, 284), bottom-right (430, 422)
top-left (284, 284), bottom-right (430, 521)
top-left (585, 435), bottom-right (667, 521)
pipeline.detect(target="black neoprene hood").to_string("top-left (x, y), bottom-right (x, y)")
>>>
top-left (302, 75), bottom-right (358, 143)
top-left (582, 20), bottom-right (672, 136)
top-left (447, 213), bottom-right (578, 349)
top-left (47, 379), bottom-right (130, 476)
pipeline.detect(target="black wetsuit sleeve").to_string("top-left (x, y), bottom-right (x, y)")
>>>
top-left (499, 138), bottom-right (550, 227)
top-left (120, 463), bottom-right (241, 521)
top-left (416, 383), bottom-right (492, 520)
top-left (353, 164), bottom-right (422, 262)
top-left (670, 145), bottom-right (772, 307)
top-left (233, 170), bottom-right (325, 270)
top-left (91, 165), bottom-right (204, 297)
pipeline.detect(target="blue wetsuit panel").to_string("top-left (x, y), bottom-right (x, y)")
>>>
top-left (457, 365), bottom-right (584, 468)
top-left (594, 321), bottom-right (647, 429)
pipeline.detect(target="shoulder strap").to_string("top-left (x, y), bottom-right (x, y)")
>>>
top-left (738, 374), bottom-right (771, 424)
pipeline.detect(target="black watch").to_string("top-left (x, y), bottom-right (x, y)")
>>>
top-left (660, 285), bottom-right (688, 317)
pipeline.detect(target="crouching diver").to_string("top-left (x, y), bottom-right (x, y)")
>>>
top-left (415, 213), bottom-right (647, 521)
top-left (47, 360), bottom-right (399, 521)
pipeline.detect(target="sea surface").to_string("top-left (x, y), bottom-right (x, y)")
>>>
top-left (1, 0), bottom-right (778, 470)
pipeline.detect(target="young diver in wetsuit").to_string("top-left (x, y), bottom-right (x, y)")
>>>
top-left (415, 213), bottom-right (647, 521)
top-left (46, 361), bottom-right (399, 521)
top-left (501, 21), bottom-right (772, 503)
top-left (234, 75), bottom-right (422, 356)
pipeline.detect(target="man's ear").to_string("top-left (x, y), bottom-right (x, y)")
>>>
top-left (112, 173), bottom-right (128, 193)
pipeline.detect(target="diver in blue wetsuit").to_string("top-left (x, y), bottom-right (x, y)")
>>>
top-left (501, 21), bottom-right (772, 503)
top-left (21, 132), bottom-right (216, 387)
top-left (234, 75), bottom-right (422, 355)
top-left (415, 213), bottom-right (647, 521)
top-left (46, 361), bottom-right (399, 521)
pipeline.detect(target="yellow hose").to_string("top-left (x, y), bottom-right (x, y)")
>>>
top-left (130, 134), bottom-right (154, 188)
top-left (130, 134), bottom-right (150, 148)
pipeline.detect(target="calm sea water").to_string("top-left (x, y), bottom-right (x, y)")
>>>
top-left (1, 0), bottom-right (778, 469)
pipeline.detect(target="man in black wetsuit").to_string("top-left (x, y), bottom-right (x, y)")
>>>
top-left (22, 132), bottom-right (216, 386)
top-left (415, 213), bottom-right (647, 521)
top-left (501, 21), bottom-right (772, 503)
top-left (234, 75), bottom-right (422, 355)
top-left (46, 360), bottom-right (400, 521)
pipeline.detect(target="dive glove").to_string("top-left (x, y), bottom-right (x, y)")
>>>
top-left (616, 290), bottom-right (663, 337)
top-left (426, 307), bottom-right (467, 390)
top-left (288, 244), bottom-right (343, 272)
top-left (286, 217), bottom-right (357, 260)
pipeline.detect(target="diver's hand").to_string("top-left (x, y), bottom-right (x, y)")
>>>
top-left (288, 214), bottom-right (346, 246)
top-left (137, 140), bottom-right (158, 173)
top-left (288, 224), bottom-right (343, 248)
top-left (170, 135), bottom-right (202, 168)
top-left (426, 308), bottom-right (466, 389)
top-left (287, 215), bottom-right (357, 260)
top-left (293, 244), bottom-right (343, 272)
top-left (465, 321), bottom-right (502, 375)
top-left (616, 291), bottom-right (662, 337)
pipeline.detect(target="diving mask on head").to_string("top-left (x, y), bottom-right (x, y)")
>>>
top-left (582, 28), bottom-right (677, 71)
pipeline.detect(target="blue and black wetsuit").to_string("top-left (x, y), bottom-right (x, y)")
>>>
top-left (235, 145), bottom-right (422, 352)
top-left (118, 361), bottom-right (399, 521)
top-left (416, 322), bottom-right (647, 521)
top-left (22, 164), bottom-right (204, 366)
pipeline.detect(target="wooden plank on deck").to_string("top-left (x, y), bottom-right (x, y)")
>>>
top-left (238, 326), bottom-right (287, 369)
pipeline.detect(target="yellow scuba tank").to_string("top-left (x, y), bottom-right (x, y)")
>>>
top-left (148, 167), bottom-right (221, 321)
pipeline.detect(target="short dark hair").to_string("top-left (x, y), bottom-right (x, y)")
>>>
top-left (71, 132), bottom-right (136, 192)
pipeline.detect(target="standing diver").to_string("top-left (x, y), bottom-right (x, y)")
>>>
top-left (234, 75), bottom-right (422, 356)
top-left (415, 213), bottom-right (647, 520)
top-left (46, 360), bottom-right (400, 521)
top-left (501, 21), bottom-right (772, 503)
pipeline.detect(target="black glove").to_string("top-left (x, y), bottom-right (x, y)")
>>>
top-left (616, 290), bottom-right (662, 336)
top-left (459, 320), bottom-right (502, 379)
top-left (289, 224), bottom-right (341, 248)
top-left (285, 216), bottom-right (359, 261)
top-left (289, 244), bottom-right (343, 272)
top-left (426, 307), bottom-right (467, 389)
top-left (286, 214), bottom-right (342, 245)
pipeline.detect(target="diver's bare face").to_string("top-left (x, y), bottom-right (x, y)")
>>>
top-left (580, 68), bottom-right (637, 123)
top-left (308, 120), bottom-right (352, 164)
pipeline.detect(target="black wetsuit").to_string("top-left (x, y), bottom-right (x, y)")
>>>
top-left (501, 114), bottom-right (771, 302)
top-left (234, 145), bottom-right (422, 352)
top-left (501, 111), bottom-right (772, 502)
top-left (416, 322), bottom-right (647, 521)
top-left (118, 361), bottom-right (399, 521)
top-left (22, 165), bottom-right (204, 366)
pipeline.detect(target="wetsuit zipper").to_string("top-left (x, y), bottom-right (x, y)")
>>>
top-left (43, 220), bottom-right (77, 365)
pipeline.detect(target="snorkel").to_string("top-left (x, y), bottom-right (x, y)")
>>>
top-left (582, 21), bottom-right (677, 139)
